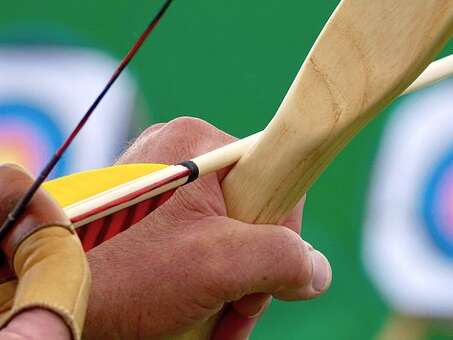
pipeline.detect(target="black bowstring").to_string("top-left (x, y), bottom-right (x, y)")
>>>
top-left (0, 0), bottom-right (174, 239)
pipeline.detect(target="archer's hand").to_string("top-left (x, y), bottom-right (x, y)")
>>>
top-left (84, 117), bottom-right (332, 339)
top-left (0, 164), bottom-right (91, 340)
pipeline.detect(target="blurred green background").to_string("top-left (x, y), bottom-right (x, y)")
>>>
top-left (1, 1), bottom-right (453, 339)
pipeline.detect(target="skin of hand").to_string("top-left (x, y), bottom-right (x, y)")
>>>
top-left (84, 117), bottom-right (332, 339)
top-left (0, 309), bottom-right (71, 340)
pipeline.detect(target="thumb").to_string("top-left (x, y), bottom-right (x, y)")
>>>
top-left (209, 217), bottom-right (331, 303)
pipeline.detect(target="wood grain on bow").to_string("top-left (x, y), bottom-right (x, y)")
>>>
top-left (214, 0), bottom-right (453, 338)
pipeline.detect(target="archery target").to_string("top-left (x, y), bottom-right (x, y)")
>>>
top-left (0, 46), bottom-right (138, 177)
top-left (363, 77), bottom-right (453, 318)
top-left (0, 102), bottom-right (67, 178)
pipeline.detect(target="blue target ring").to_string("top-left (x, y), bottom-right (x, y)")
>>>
top-left (0, 102), bottom-right (67, 178)
top-left (422, 149), bottom-right (453, 259)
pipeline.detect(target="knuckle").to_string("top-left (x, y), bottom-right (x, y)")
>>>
top-left (0, 165), bottom-right (33, 223)
top-left (163, 117), bottom-right (236, 147)
top-left (0, 164), bottom-right (31, 185)
top-left (140, 122), bottom-right (165, 140)
top-left (121, 117), bottom-right (237, 164)
top-left (277, 229), bottom-right (313, 287)
top-left (166, 116), bottom-right (213, 132)
top-left (137, 117), bottom-right (215, 146)
top-left (0, 163), bottom-right (25, 174)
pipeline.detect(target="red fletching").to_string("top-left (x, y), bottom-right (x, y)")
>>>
top-left (77, 190), bottom-right (175, 252)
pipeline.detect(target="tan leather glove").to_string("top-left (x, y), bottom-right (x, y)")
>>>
top-left (0, 164), bottom-right (91, 340)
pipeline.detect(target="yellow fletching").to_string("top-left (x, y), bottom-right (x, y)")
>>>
top-left (43, 163), bottom-right (168, 208)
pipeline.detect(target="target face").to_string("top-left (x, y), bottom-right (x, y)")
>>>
top-left (0, 102), bottom-right (67, 178)
top-left (0, 46), bottom-right (138, 177)
top-left (363, 78), bottom-right (453, 318)
top-left (423, 150), bottom-right (453, 258)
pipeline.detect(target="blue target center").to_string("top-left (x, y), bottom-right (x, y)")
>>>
top-left (422, 149), bottom-right (453, 259)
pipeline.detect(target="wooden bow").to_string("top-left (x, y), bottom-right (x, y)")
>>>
top-left (3, 0), bottom-right (453, 339)
top-left (217, 1), bottom-right (453, 338)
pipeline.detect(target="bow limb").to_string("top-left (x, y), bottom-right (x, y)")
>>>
top-left (211, 0), bottom-right (453, 339)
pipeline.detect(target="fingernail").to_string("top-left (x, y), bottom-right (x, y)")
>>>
top-left (248, 299), bottom-right (270, 318)
top-left (233, 294), bottom-right (271, 318)
top-left (311, 250), bottom-right (331, 292)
